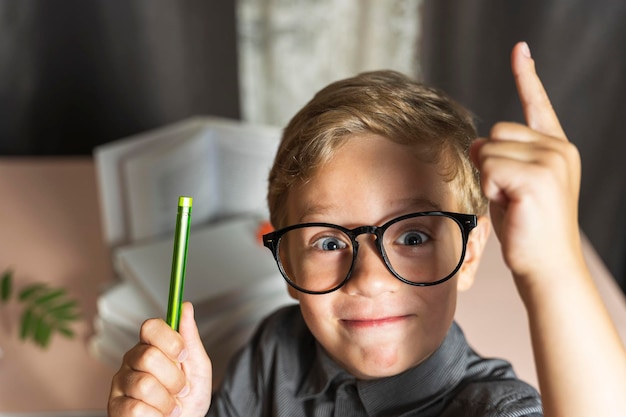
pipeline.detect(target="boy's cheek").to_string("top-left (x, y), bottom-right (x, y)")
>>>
top-left (287, 285), bottom-right (300, 300)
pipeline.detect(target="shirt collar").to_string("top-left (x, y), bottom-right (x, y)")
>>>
top-left (296, 322), bottom-right (471, 414)
top-left (296, 336), bottom-right (354, 399)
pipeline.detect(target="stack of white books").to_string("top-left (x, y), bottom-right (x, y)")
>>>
top-left (88, 116), bottom-right (295, 383)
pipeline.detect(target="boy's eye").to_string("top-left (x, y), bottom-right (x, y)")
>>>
top-left (395, 230), bottom-right (429, 246)
top-left (312, 236), bottom-right (348, 251)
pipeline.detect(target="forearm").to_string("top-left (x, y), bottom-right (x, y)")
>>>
top-left (517, 260), bottom-right (626, 417)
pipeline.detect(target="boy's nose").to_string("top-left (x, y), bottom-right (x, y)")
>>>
top-left (342, 236), bottom-right (402, 297)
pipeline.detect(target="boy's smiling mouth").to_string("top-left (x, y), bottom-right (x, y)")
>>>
top-left (340, 314), bottom-right (413, 329)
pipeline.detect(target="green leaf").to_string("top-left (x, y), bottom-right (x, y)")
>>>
top-left (49, 302), bottom-right (81, 321)
top-left (34, 288), bottom-right (66, 306)
top-left (35, 317), bottom-right (52, 348)
top-left (1, 269), bottom-right (12, 303)
top-left (19, 283), bottom-right (47, 301)
top-left (51, 309), bottom-right (81, 321)
top-left (18, 283), bottom-right (81, 348)
top-left (20, 307), bottom-right (36, 340)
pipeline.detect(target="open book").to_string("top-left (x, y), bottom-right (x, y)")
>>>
top-left (94, 116), bottom-right (282, 247)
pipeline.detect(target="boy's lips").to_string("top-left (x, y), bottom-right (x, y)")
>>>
top-left (340, 314), bottom-right (412, 329)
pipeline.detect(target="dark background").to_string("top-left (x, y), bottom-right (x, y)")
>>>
top-left (1, 0), bottom-right (624, 294)
top-left (420, 0), bottom-right (626, 294)
top-left (0, 0), bottom-right (239, 155)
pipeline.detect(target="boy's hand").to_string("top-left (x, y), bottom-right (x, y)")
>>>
top-left (108, 302), bottom-right (212, 417)
top-left (470, 42), bottom-right (583, 294)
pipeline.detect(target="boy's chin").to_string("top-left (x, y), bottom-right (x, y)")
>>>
top-left (336, 348), bottom-right (429, 381)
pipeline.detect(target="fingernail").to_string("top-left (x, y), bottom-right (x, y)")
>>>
top-left (521, 41), bottom-right (531, 58)
top-left (177, 383), bottom-right (190, 398)
top-left (177, 349), bottom-right (188, 363)
top-left (170, 405), bottom-right (182, 417)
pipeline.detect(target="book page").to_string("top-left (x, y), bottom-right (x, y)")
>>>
top-left (123, 129), bottom-right (220, 242)
top-left (213, 122), bottom-right (281, 219)
top-left (93, 117), bottom-right (208, 247)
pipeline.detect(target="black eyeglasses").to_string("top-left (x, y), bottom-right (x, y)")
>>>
top-left (263, 211), bottom-right (477, 294)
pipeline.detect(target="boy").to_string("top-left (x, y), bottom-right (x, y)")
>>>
top-left (109, 43), bottom-right (626, 416)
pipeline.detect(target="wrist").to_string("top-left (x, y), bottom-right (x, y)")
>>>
top-left (511, 252), bottom-right (590, 309)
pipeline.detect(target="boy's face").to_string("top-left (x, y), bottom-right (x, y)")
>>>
top-left (285, 133), bottom-right (486, 380)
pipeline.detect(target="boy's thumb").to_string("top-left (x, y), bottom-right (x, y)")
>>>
top-left (178, 302), bottom-right (212, 383)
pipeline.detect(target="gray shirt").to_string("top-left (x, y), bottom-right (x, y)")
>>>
top-left (208, 305), bottom-right (542, 416)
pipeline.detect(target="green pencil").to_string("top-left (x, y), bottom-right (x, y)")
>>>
top-left (166, 196), bottom-right (193, 331)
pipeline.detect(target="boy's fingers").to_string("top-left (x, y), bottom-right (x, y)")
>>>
top-left (139, 318), bottom-right (187, 362)
top-left (179, 302), bottom-right (202, 352)
top-left (179, 302), bottom-right (213, 382)
top-left (512, 41), bottom-right (566, 139)
top-left (108, 396), bottom-right (163, 417)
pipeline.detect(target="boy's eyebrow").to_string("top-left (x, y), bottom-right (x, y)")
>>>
top-left (296, 203), bottom-right (338, 223)
top-left (395, 197), bottom-right (444, 212)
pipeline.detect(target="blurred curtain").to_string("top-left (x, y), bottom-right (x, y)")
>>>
top-left (236, 0), bottom-right (423, 127)
top-left (0, 0), bottom-right (239, 155)
top-left (421, 0), bottom-right (626, 292)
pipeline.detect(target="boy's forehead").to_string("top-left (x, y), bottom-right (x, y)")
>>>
top-left (284, 135), bottom-right (459, 225)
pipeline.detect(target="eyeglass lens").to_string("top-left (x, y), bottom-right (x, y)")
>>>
top-left (276, 215), bottom-right (464, 293)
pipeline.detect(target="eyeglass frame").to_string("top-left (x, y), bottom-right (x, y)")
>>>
top-left (262, 211), bottom-right (478, 295)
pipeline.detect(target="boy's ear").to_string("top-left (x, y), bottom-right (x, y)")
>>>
top-left (457, 215), bottom-right (491, 292)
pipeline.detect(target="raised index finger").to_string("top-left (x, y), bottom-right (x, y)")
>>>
top-left (512, 41), bottom-right (566, 139)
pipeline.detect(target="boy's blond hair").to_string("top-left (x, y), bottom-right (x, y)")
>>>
top-left (268, 70), bottom-right (488, 228)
